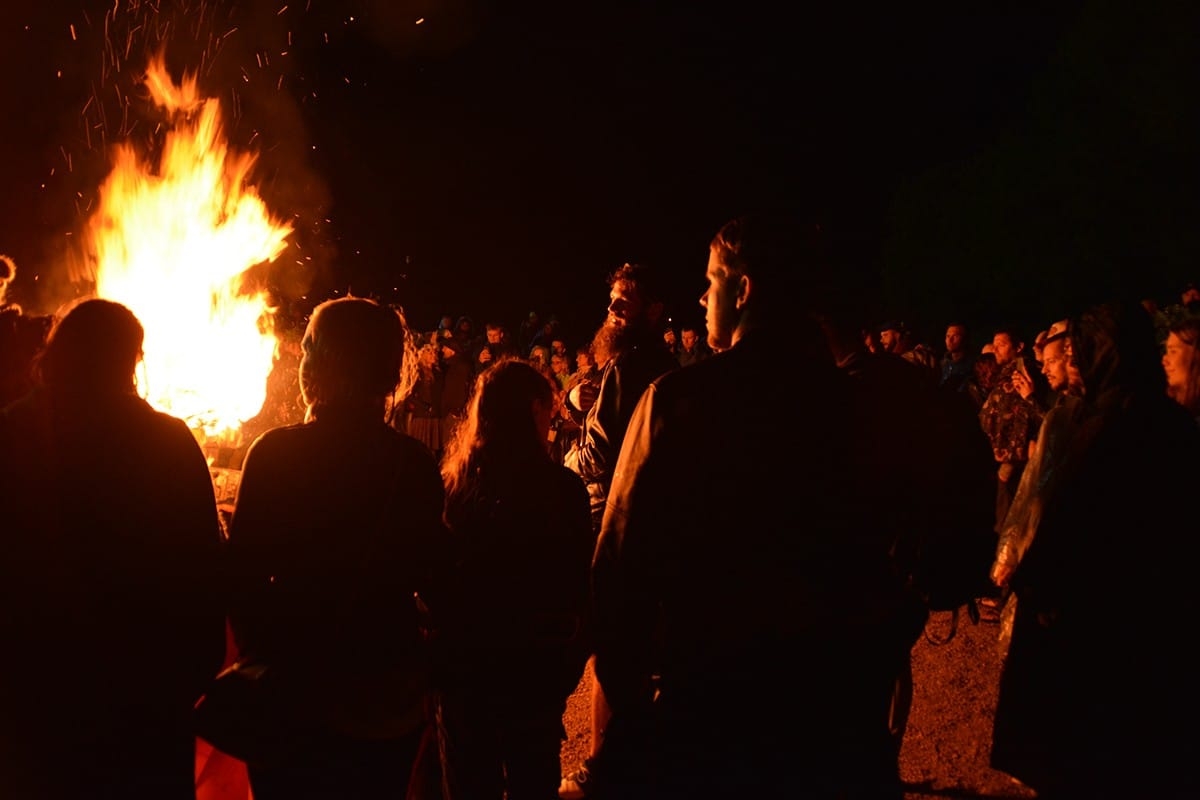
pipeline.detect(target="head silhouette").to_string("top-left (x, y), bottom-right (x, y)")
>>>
top-left (298, 296), bottom-right (413, 419)
top-left (37, 298), bottom-right (144, 397)
top-left (442, 358), bottom-right (557, 502)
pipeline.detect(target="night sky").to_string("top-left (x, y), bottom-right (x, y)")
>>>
top-left (2, 1), bottom-right (1197, 348)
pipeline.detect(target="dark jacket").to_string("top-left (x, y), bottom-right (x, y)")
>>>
top-left (0, 388), bottom-right (226, 800)
top-left (590, 329), bottom-right (904, 797)
top-left (438, 458), bottom-right (593, 703)
top-left (563, 332), bottom-right (677, 528)
top-left (228, 413), bottom-right (447, 673)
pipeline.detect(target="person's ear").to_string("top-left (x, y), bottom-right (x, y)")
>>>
top-left (735, 274), bottom-right (751, 310)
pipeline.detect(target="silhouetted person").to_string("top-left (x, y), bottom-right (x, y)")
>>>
top-left (589, 213), bottom-right (909, 799)
top-left (0, 298), bottom-right (226, 800)
top-left (225, 296), bottom-right (447, 800)
top-left (822, 303), bottom-right (997, 781)
top-left (436, 359), bottom-right (593, 800)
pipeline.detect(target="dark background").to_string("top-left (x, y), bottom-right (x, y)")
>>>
top-left (2, 1), bottom-right (1197, 349)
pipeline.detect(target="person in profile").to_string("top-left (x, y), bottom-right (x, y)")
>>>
top-left (559, 262), bottom-right (678, 799)
top-left (436, 358), bottom-right (593, 800)
top-left (0, 297), bottom-right (226, 800)
top-left (589, 213), bottom-right (906, 799)
top-left (225, 295), bottom-right (448, 800)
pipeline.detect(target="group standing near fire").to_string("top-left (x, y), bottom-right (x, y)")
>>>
top-left (1, 213), bottom-right (1200, 799)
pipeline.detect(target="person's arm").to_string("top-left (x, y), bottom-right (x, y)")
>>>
top-left (563, 368), bottom-right (621, 482)
top-left (591, 384), bottom-right (664, 717)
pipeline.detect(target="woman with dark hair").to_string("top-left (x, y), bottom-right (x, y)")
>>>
top-left (0, 298), bottom-right (226, 799)
top-left (436, 358), bottom-right (593, 800)
top-left (1162, 316), bottom-right (1200, 423)
top-left (989, 299), bottom-right (1200, 798)
top-left (225, 295), bottom-right (447, 800)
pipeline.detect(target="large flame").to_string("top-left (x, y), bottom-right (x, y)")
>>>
top-left (88, 54), bottom-right (292, 442)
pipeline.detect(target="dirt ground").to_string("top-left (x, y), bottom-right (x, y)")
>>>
top-left (559, 602), bottom-right (1039, 799)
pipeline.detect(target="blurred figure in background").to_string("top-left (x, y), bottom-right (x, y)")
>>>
top-left (939, 322), bottom-right (974, 394)
top-left (675, 322), bottom-right (711, 367)
top-left (404, 340), bottom-right (447, 460)
top-left (1162, 316), bottom-right (1200, 424)
top-left (0, 254), bottom-right (52, 409)
top-left (0, 298), bottom-right (225, 799)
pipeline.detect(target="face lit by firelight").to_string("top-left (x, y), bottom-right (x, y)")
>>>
top-left (606, 279), bottom-right (645, 329)
top-left (991, 332), bottom-right (1019, 366)
top-left (701, 247), bottom-right (740, 352)
top-left (945, 325), bottom-right (966, 355)
top-left (1163, 332), bottom-right (1196, 394)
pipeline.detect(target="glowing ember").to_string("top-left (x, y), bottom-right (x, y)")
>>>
top-left (87, 53), bottom-right (292, 442)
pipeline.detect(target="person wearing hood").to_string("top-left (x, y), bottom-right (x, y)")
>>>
top-left (989, 298), bottom-right (1200, 798)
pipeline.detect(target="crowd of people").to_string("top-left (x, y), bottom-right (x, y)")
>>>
top-left (1, 215), bottom-right (1199, 799)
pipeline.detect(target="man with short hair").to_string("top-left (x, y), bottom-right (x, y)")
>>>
top-left (588, 213), bottom-right (911, 799)
top-left (676, 323), bottom-right (711, 367)
top-left (474, 321), bottom-right (520, 375)
top-left (940, 322), bottom-right (974, 392)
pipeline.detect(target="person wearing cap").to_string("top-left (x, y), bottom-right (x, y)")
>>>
top-left (1038, 320), bottom-right (1083, 401)
top-left (879, 319), bottom-right (937, 377)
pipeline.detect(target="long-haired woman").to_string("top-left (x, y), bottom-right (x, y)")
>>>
top-left (1163, 316), bottom-right (1200, 423)
top-left (436, 358), bottom-right (593, 800)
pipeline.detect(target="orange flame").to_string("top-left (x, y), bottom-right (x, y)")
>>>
top-left (88, 53), bottom-right (292, 441)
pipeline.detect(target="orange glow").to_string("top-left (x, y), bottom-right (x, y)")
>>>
top-left (88, 53), bottom-right (292, 442)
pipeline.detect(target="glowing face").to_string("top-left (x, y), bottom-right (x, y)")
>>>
top-left (945, 325), bottom-right (965, 354)
top-left (1163, 332), bottom-right (1196, 392)
top-left (700, 247), bottom-right (739, 352)
top-left (992, 333), bottom-right (1019, 365)
top-left (607, 280), bottom-right (644, 328)
top-left (879, 329), bottom-right (902, 353)
top-left (1041, 338), bottom-right (1069, 392)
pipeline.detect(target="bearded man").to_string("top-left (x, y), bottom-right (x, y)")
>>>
top-left (562, 262), bottom-right (678, 533)
top-left (559, 262), bottom-right (677, 800)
